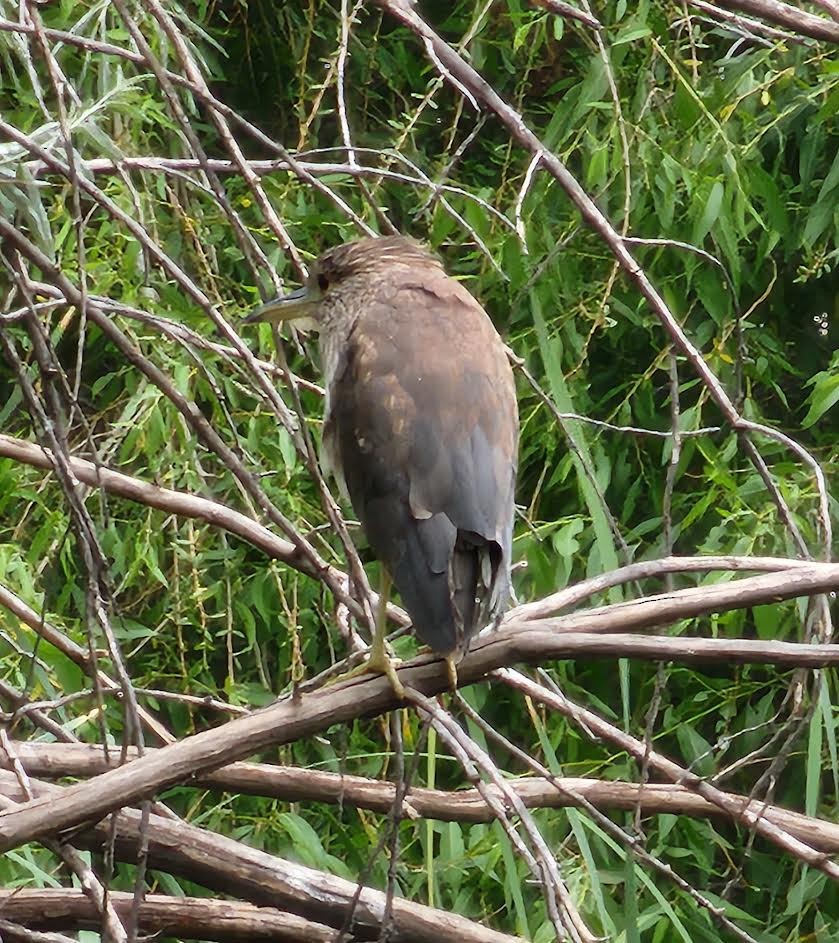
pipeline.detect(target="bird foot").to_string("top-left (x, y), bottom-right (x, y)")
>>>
top-left (335, 647), bottom-right (405, 700)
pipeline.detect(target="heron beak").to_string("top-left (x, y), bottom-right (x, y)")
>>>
top-left (244, 286), bottom-right (315, 324)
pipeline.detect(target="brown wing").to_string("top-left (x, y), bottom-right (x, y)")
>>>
top-left (329, 267), bottom-right (517, 657)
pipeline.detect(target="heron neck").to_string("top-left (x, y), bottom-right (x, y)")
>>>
top-left (316, 275), bottom-right (376, 385)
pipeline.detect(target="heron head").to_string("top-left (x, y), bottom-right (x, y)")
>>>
top-left (244, 236), bottom-right (441, 332)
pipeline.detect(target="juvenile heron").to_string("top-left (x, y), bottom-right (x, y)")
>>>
top-left (246, 236), bottom-right (518, 694)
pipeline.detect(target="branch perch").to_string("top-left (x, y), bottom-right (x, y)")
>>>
top-left (0, 771), bottom-right (522, 943)
top-left (0, 889), bottom-right (340, 943)
top-left (8, 740), bottom-right (839, 852)
top-left (1, 563), bottom-right (839, 852)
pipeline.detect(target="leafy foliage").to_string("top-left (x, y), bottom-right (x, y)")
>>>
top-left (1, 0), bottom-right (838, 940)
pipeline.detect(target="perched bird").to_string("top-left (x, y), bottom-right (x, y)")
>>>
top-left (246, 236), bottom-right (518, 694)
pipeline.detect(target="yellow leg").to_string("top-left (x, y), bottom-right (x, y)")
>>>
top-left (338, 571), bottom-right (405, 699)
top-left (445, 655), bottom-right (459, 692)
top-left (365, 571), bottom-right (405, 698)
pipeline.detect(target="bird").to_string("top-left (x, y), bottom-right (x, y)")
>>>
top-left (246, 236), bottom-right (518, 696)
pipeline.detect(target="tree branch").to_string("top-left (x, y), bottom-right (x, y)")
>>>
top-left (714, 0), bottom-right (839, 41)
top-left (499, 669), bottom-right (839, 881)
top-left (9, 741), bottom-right (839, 851)
top-left (0, 432), bottom-right (296, 567)
top-left (686, 0), bottom-right (806, 43)
top-left (0, 771), bottom-right (522, 943)
top-left (0, 890), bottom-right (339, 943)
top-left (0, 432), bottom-right (407, 629)
top-left (1, 562), bottom-right (839, 852)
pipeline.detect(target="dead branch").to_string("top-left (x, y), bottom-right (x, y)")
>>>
top-left (9, 741), bottom-right (839, 852)
top-left (686, 0), bottom-right (806, 42)
top-left (0, 734), bottom-right (127, 943)
top-left (0, 918), bottom-right (78, 943)
top-left (813, 0), bottom-right (839, 24)
top-left (0, 582), bottom-right (174, 745)
top-left (0, 432), bottom-right (406, 629)
top-left (2, 561), bottom-right (839, 852)
top-left (0, 889), bottom-right (338, 943)
top-left (0, 771), bottom-right (522, 943)
top-left (0, 679), bottom-right (78, 742)
top-left (713, 0), bottom-right (839, 41)
top-left (508, 554), bottom-right (814, 621)
top-left (528, 0), bottom-right (602, 31)
top-left (0, 432), bottom-right (297, 571)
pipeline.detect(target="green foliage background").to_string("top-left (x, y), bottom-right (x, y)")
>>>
top-left (1, 0), bottom-right (838, 940)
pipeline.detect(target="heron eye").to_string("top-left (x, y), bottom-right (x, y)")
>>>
top-left (317, 272), bottom-right (330, 293)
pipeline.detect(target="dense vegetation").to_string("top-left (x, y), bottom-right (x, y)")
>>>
top-left (1, 1), bottom-right (838, 940)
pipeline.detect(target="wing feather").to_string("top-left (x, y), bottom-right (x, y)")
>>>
top-left (328, 269), bottom-right (517, 656)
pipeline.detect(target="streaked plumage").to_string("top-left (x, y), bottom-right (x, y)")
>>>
top-left (248, 236), bottom-right (518, 670)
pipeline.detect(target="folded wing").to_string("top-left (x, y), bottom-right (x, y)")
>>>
top-left (327, 270), bottom-right (518, 657)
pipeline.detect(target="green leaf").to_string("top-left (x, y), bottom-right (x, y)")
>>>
top-left (802, 371), bottom-right (839, 427)
top-left (675, 725), bottom-right (715, 778)
top-left (612, 25), bottom-right (652, 46)
top-left (692, 180), bottom-right (724, 244)
top-left (804, 149), bottom-right (839, 244)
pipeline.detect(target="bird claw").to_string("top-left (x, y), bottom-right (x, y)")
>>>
top-left (365, 646), bottom-right (406, 701)
top-left (336, 647), bottom-right (405, 700)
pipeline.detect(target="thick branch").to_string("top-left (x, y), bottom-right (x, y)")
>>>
top-left (0, 890), bottom-right (337, 943)
top-left (1, 562), bottom-right (839, 852)
top-left (0, 771), bottom-right (521, 943)
top-left (714, 0), bottom-right (839, 41)
top-left (524, 565), bottom-right (839, 637)
top-left (0, 433), bottom-right (297, 564)
top-left (508, 554), bottom-right (814, 621)
top-left (9, 741), bottom-right (839, 852)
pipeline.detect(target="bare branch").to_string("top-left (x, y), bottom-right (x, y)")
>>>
top-left (0, 433), bottom-right (408, 627)
top-left (1, 561), bottom-right (839, 852)
top-left (0, 771), bottom-right (523, 943)
top-left (685, 0), bottom-right (808, 42)
top-left (508, 554), bottom-right (816, 621)
top-left (500, 670), bottom-right (839, 881)
top-left (0, 889), bottom-right (339, 943)
top-left (528, 0), bottom-right (602, 31)
top-left (0, 733), bottom-right (127, 943)
top-left (0, 918), bottom-right (79, 943)
top-left (812, 0), bottom-right (839, 23)
top-left (10, 740), bottom-right (839, 851)
top-left (713, 0), bottom-right (839, 41)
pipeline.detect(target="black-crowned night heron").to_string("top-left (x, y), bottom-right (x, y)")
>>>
top-left (246, 236), bottom-right (518, 695)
